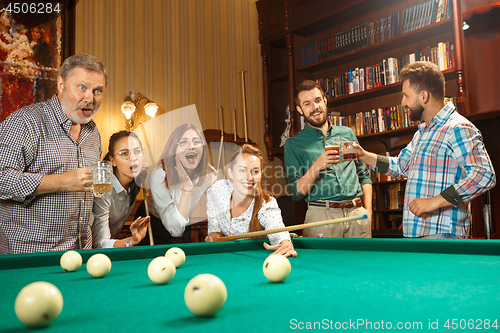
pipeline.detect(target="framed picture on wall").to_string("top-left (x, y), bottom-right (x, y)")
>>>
top-left (0, 0), bottom-right (75, 122)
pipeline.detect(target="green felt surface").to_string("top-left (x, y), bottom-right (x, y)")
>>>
top-left (1, 239), bottom-right (499, 332)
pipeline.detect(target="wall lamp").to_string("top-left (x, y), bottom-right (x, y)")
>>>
top-left (121, 90), bottom-right (158, 131)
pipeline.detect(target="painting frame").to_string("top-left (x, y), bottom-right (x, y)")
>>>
top-left (0, 0), bottom-right (76, 122)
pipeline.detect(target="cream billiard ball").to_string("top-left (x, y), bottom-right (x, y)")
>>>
top-left (165, 247), bottom-right (185, 268)
top-left (60, 250), bottom-right (82, 272)
top-left (148, 256), bottom-right (176, 284)
top-left (263, 255), bottom-right (291, 283)
top-left (15, 281), bottom-right (63, 327)
top-left (184, 274), bottom-right (227, 317)
top-left (86, 253), bottom-right (112, 278)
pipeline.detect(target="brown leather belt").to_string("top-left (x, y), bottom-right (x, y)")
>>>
top-left (309, 198), bottom-right (363, 209)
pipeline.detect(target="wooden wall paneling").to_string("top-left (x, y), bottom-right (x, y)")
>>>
top-left (256, 0), bottom-right (286, 42)
top-left (463, 3), bottom-right (500, 116)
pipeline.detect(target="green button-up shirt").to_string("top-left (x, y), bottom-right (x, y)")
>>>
top-left (284, 121), bottom-right (372, 202)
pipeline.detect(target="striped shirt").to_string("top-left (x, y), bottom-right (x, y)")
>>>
top-left (387, 102), bottom-right (496, 238)
top-left (0, 95), bottom-right (102, 253)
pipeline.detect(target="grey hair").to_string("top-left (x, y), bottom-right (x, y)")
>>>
top-left (59, 54), bottom-right (108, 86)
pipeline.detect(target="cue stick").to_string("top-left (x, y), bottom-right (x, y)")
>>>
top-left (214, 214), bottom-right (368, 242)
top-left (139, 120), bottom-right (155, 245)
top-left (217, 106), bottom-right (224, 174)
top-left (239, 70), bottom-right (248, 142)
top-left (233, 108), bottom-right (237, 142)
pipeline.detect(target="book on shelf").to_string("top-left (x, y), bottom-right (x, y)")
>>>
top-left (436, 0), bottom-right (445, 22)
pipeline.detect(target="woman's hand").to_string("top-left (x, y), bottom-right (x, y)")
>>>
top-left (175, 156), bottom-right (193, 191)
top-left (263, 240), bottom-right (297, 258)
top-left (130, 216), bottom-right (150, 245)
top-left (205, 232), bottom-right (222, 242)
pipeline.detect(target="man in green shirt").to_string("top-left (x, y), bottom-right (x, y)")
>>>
top-left (284, 80), bottom-right (372, 238)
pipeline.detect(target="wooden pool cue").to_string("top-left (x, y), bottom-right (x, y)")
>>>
top-left (139, 120), bottom-right (155, 245)
top-left (214, 214), bottom-right (368, 242)
top-left (217, 106), bottom-right (224, 173)
top-left (239, 70), bottom-right (248, 142)
top-left (233, 108), bottom-right (237, 142)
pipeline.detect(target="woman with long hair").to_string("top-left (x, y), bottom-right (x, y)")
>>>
top-left (92, 131), bottom-right (150, 248)
top-left (137, 123), bottom-right (216, 244)
top-left (205, 144), bottom-right (297, 257)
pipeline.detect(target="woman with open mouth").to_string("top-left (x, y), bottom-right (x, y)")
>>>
top-left (136, 123), bottom-right (216, 245)
top-left (92, 131), bottom-right (150, 248)
top-left (205, 144), bottom-right (297, 258)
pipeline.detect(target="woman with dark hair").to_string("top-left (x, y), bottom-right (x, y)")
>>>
top-left (137, 123), bottom-right (216, 244)
top-left (92, 131), bottom-right (150, 248)
top-left (205, 144), bottom-right (297, 257)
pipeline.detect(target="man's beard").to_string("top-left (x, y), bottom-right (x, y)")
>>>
top-left (60, 93), bottom-right (97, 125)
top-left (408, 102), bottom-right (424, 122)
top-left (303, 109), bottom-right (328, 128)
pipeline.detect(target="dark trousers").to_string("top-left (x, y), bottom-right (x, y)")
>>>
top-left (134, 201), bottom-right (193, 245)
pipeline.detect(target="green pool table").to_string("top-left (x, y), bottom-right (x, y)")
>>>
top-left (1, 238), bottom-right (499, 332)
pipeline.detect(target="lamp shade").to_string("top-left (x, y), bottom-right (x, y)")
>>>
top-left (144, 102), bottom-right (158, 118)
top-left (121, 101), bottom-right (136, 119)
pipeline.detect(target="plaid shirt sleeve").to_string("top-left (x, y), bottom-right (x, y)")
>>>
top-left (387, 137), bottom-right (414, 178)
top-left (0, 112), bottom-right (44, 202)
top-left (450, 123), bottom-right (496, 202)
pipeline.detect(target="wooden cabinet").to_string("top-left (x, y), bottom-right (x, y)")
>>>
top-left (256, 0), bottom-right (500, 237)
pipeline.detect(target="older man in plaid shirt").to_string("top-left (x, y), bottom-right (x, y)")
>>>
top-left (354, 61), bottom-right (496, 239)
top-left (0, 54), bottom-right (108, 253)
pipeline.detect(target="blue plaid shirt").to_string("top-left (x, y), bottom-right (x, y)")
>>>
top-left (387, 102), bottom-right (496, 237)
top-left (0, 95), bottom-right (102, 253)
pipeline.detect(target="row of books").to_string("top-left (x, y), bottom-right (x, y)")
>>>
top-left (402, 41), bottom-right (454, 71)
top-left (315, 59), bottom-right (398, 100)
top-left (403, 0), bottom-right (452, 34)
top-left (328, 96), bottom-right (457, 137)
top-left (329, 104), bottom-right (417, 137)
top-left (381, 182), bottom-right (405, 210)
top-left (299, 11), bottom-right (401, 66)
top-left (314, 41), bottom-right (454, 100)
top-left (299, 0), bottom-right (453, 67)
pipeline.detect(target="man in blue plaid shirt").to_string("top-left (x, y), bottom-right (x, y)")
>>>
top-left (354, 61), bottom-right (496, 239)
top-left (0, 54), bottom-right (108, 253)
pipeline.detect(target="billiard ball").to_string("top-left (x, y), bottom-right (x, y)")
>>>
top-left (60, 250), bottom-right (82, 272)
top-left (165, 247), bottom-right (185, 268)
top-left (86, 253), bottom-right (112, 278)
top-left (263, 255), bottom-right (291, 283)
top-left (184, 274), bottom-right (227, 316)
top-left (15, 281), bottom-right (63, 327)
top-left (148, 256), bottom-right (176, 284)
